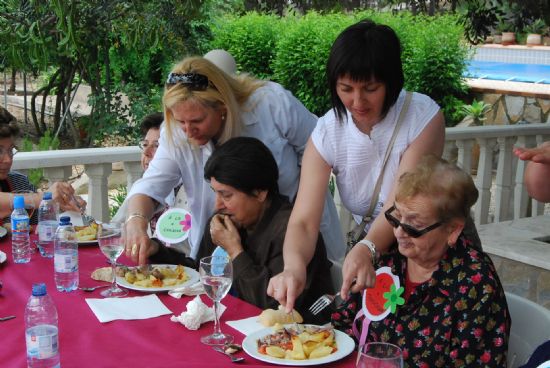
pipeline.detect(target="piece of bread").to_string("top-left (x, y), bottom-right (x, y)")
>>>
top-left (91, 267), bottom-right (113, 282)
top-left (258, 305), bottom-right (303, 327)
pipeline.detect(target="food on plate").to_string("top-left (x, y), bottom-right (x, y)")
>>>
top-left (75, 222), bottom-right (99, 241)
top-left (258, 305), bottom-right (303, 327)
top-left (257, 325), bottom-right (337, 360)
top-left (91, 267), bottom-right (113, 282)
top-left (121, 265), bottom-right (189, 288)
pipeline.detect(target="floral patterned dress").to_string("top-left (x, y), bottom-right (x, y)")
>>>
top-left (332, 234), bottom-right (511, 367)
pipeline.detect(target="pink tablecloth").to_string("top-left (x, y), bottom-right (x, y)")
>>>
top-left (0, 236), bottom-right (355, 367)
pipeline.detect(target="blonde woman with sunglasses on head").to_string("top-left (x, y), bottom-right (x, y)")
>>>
top-left (124, 56), bottom-right (343, 265)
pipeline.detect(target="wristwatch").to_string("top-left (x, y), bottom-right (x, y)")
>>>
top-left (356, 239), bottom-right (378, 266)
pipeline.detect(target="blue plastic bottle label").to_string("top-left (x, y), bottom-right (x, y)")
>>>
top-left (11, 217), bottom-right (29, 232)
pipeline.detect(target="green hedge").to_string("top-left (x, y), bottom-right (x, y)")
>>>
top-left (209, 11), bottom-right (469, 125)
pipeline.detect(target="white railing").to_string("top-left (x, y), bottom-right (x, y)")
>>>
top-left (335, 123), bottom-right (550, 234)
top-left (12, 123), bottom-right (550, 226)
top-left (12, 147), bottom-right (143, 222)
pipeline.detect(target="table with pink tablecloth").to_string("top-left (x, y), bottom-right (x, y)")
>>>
top-left (0, 236), bottom-right (355, 367)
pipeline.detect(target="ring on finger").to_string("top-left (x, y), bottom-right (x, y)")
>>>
top-left (131, 243), bottom-right (138, 255)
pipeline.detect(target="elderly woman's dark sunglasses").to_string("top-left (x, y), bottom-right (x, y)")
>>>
top-left (165, 72), bottom-right (210, 90)
top-left (384, 205), bottom-right (443, 238)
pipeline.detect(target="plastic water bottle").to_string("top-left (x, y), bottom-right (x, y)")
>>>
top-left (38, 192), bottom-right (58, 258)
top-left (54, 216), bottom-right (78, 292)
top-left (12, 195), bottom-right (31, 263)
top-left (25, 283), bottom-right (60, 368)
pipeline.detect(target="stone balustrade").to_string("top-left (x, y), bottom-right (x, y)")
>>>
top-left (12, 146), bottom-right (142, 222)
top-left (335, 123), bottom-right (550, 235)
top-left (11, 123), bottom-right (550, 227)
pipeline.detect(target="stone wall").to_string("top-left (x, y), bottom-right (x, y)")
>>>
top-left (472, 91), bottom-right (550, 125)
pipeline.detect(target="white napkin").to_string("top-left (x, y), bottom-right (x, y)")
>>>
top-left (225, 315), bottom-right (265, 336)
top-left (59, 211), bottom-right (84, 226)
top-left (171, 295), bottom-right (226, 330)
top-left (86, 295), bottom-right (172, 323)
top-left (168, 282), bottom-right (205, 298)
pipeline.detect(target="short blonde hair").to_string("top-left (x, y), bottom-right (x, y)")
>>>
top-left (163, 57), bottom-right (264, 145)
top-left (395, 155), bottom-right (478, 221)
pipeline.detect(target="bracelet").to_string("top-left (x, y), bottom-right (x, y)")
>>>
top-left (356, 239), bottom-right (378, 266)
top-left (125, 213), bottom-right (148, 225)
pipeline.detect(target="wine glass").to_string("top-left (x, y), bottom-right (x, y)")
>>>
top-left (97, 222), bottom-right (127, 298)
top-left (199, 255), bottom-right (233, 345)
top-left (357, 342), bottom-right (403, 368)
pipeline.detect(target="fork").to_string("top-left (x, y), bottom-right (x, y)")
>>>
top-left (79, 285), bottom-right (110, 292)
top-left (0, 315), bottom-right (16, 322)
top-left (212, 346), bottom-right (244, 363)
top-left (309, 292), bottom-right (341, 315)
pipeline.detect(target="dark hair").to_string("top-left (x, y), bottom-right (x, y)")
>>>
top-left (204, 137), bottom-right (279, 199)
top-left (0, 107), bottom-right (20, 140)
top-left (140, 112), bottom-right (164, 136)
top-left (327, 19), bottom-right (404, 123)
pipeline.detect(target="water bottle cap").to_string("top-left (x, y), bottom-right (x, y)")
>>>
top-left (59, 216), bottom-right (72, 225)
top-left (32, 283), bottom-right (47, 296)
top-left (13, 195), bottom-right (25, 209)
top-left (43, 192), bottom-right (53, 200)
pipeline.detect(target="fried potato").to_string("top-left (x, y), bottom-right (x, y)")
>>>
top-left (75, 222), bottom-right (99, 241)
top-left (257, 325), bottom-right (337, 361)
top-left (291, 336), bottom-right (306, 360)
top-left (308, 345), bottom-right (333, 359)
top-left (265, 346), bottom-right (286, 358)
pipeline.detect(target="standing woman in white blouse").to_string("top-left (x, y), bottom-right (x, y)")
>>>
top-left (124, 56), bottom-right (343, 265)
top-left (268, 19), bottom-right (445, 312)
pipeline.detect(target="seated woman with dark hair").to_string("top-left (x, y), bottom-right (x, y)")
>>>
top-left (333, 155), bottom-right (510, 367)
top-left (148, 136), bottom-right (334, 317)
top-left (0, 115), bottom-right (84, 226)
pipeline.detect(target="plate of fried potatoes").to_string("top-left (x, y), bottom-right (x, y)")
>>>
top-left (243, 324), bottom-right (354, 366)
top-left (116, 264), bottom-right (199, 292)
top-left (75, 222), bottom-right (99, 244)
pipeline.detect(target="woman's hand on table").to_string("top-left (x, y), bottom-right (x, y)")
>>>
top-left (267, 266), bottom-right (307, 313)
top-left (340, 244), bottom-right (376, 300)
top-left (124, 219), bottom-right (157, 265)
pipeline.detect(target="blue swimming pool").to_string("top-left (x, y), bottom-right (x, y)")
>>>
top-left (465, 60), bottom-right (550, 84)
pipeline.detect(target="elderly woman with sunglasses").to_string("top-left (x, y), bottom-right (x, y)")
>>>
top-left (0, 117), bottom-right (84, 226)
top-left (124, 56), bottom-right (342, 264)
top-left (332, 155), bottom-right (510, 367)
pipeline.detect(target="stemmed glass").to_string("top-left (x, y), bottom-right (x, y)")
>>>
top-left (357, 342), bottom-right (403, 368)
top-left (97, 222), bottom-right (127, 298)
top-left (199, 255), bottom-right (233, 345)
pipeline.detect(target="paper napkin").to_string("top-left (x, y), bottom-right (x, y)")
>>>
top-left (86, 295), bottom-right (172, 323)
top-left (168, 282), bottom-right (205, 299)
top-left (225, 315), bottom-right (265, 336)
top-left (171, 295), bottom-right (226, 330)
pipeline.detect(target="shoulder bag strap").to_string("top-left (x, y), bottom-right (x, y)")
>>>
top-left (347, 91), bottom-right (413, 248)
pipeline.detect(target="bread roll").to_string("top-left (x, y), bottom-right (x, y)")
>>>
top-left (258, 305), bottom-right (303, 327)
top-left (91, 267), bottom-right (113, 282)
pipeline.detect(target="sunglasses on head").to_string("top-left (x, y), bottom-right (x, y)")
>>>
top-left (165, 72), bottom-right (210, 90)
top-left (384, 205), bottom-right (443, 238)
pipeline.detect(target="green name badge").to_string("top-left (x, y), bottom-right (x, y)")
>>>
top-left (154, 208), bottom-right (192, 244)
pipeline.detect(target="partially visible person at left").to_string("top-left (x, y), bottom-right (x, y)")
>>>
top-left (513, 141), bottom-right (550, 203)
top-left (0, 118), bottom-right (84, 226)
top-left (332, 155), bottom-right (510, 367)
top-left (147, 137), bottom-right (334, 316)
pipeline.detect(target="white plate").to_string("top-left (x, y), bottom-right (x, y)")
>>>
top-left (0, 226), bottom-right (7, 238)
top-left (0, 250), bottom-right (6, 263)
top-left (116, 265), bottom-right (199, 292)
top-left (242, 325), bottom-right (355, 366)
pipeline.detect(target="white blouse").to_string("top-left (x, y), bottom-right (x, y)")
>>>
top-left (312, 90), bottom-right (439, 232)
